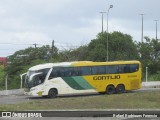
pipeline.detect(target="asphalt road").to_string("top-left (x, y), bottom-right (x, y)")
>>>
top-left (1, 89), bottom-right (160, 120)
top-left (0, 88), bottom-right (160, 105)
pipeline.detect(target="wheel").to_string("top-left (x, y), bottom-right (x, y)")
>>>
top-left (116, 84), bottom-right (125, 94)
top-left (48, 88), bottom-right (58, 98)
top-left (106, 85), bottom-right (115, 94)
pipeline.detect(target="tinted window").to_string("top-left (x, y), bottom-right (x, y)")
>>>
top-left (49, 67), bottom-right (81, 79)
top-left (118, 64), bottom-right (139, 73)
top-left (63, 67), bottom-right (79, 77)
top-left (79, 66), bottom-right (92, 75)
top-left (106, 65), bottom-right (118, 74)
top-left (48, 63), bottom-right (139, 79)
top-left (92, 66), bottom-right (106, 75)
top-left (49, 68), bottom-right (60, 79)
top-left (130, 64), bottom-right (139, 73)
top-left (63, 67), bottom-right (72, 77)
top-left (119, 64), bottom-right (130, 73)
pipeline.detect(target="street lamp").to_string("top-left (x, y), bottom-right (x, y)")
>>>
top-left (154, 20), bottom-right (158, 41)
top-left (106, 5), bottom-right (113, 61)
top-left (100, 12), bottom-right (106, 33)
top-left (140, 14), bottom-right (145, 43)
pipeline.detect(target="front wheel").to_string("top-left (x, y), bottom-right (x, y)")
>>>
top-left (48, 88), bottom-right (58, 98)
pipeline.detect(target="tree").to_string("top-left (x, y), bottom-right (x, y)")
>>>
top-left (3, 31), bottom-right (160, 89)
top-left (58, 45), bottom-right (89, 61)
top-left (5, 45), bottom-right (58, 89)
top-left (87, 31), bottom-right (139, 61)
top-left (137, 37), bottom-right (160, 74)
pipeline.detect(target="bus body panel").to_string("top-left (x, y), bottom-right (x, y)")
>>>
top-left (25, 77), bottom-right (97, 96)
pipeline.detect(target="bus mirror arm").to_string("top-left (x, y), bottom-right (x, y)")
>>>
top-left (29, 72), bottom-right (43, 80)
top-left (20, 73), bottom-right (27, 89)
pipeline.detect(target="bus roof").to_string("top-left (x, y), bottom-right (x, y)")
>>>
top-left (29, 63), bottom-right (54, 71)
top-left (29, 61), bottom-right (92, 71)
top-left (72, 60), bottom-right (140, 66)
top-left (29, 60), bottom-right (140, 71)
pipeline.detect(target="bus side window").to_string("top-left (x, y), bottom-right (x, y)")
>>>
top-left (72, 67), bottom-right (79, 76)
top-left (130, 64), bottom-right (139, 73)
top-left (77, 67), bottom-right (82, 76)
top-left (49, 69), bottom-right (54, 79)
top-left (119, 65), bottom-right (130, 73)
top-left (64, 67), bottom-right (73, 77)
top-left (92, 66), bottom-right (106, 75)
top-left (56, 67), bottom-right (81, 77)
top-left (80, 66), bottom-right (92, 76)
top-left (49, 68), bottom-right (58, 79)
top-left (106, 65), bottom-right (118, 74)
top-left (124, 65), bottom-right (130, 73)
top-left (59, 68), bottom-right (65, 77)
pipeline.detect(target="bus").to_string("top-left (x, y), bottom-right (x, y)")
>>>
top-left (24, 60), bottom-right (142, 98)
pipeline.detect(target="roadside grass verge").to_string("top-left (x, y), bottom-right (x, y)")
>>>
top-left (0, 66), bottom-right (5, 90)
top-left (0, 91), bottom-right (160, 111)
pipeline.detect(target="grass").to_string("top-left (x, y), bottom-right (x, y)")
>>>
top-left (148, 73), bottom-right (160, 81)
top-left (0, 91), bottom-right (160, 111)
top-left (0, 66), bottom-right (5, 90)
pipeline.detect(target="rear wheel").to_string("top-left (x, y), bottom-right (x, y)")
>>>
top-left (106, 85), bottom-right (115, 94)
top-left (48, 88), bottom-right (58, 98)
top-left (116, 84), bottom-right (125, 94)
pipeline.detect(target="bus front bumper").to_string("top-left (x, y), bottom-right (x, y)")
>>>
top-left (24, 90), bottom-right (45, 96)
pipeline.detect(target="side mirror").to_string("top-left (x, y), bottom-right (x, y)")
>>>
top-left (20, 73), bottom-right (27, 89)
top-left (30, 72), bottom-right (43, 81)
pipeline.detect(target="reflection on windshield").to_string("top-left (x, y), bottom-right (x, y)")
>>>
top-left (24, 68), bottom-right (50, 88)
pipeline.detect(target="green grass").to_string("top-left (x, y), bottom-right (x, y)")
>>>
top-left (0, 91), bottom-right (160, 111)
top-left (0, 66), bottom-right (5, 90)
top-left (0, 66), bottom-right (4, 79)
top-left (142, 71), bottom-right (160, 81)
top-left (148, 73), bottom-right (160, 81)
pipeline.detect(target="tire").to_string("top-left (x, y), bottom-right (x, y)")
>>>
top-left (106, 85), bottom-right (115, 94)
top-left (48, 88), bottom-right (58, 98)
top-left (116, 84), bottom-right (125, 94)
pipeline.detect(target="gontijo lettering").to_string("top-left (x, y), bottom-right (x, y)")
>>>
top-left (93, 75), bottom-right (120, 80)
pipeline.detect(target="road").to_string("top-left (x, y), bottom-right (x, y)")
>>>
top-left (0, 88), bottom-right (160, 105)
top-left (1, 88), bottom-right (160, 120)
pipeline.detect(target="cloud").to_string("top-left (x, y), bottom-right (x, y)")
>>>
top-left (0, 0), bottom-right (160, 57)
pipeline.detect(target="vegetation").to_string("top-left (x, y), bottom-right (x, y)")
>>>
top-left (0, 66), bottom-right (5, 90)
top-left (1, 31), bottom-right (160, 89)
top-left (0, 91), bottom-right (160, 111)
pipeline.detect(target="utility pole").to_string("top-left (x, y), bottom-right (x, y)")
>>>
top-left (154, 20), bottom-right (158, 41)
top-left (140, 14), bottom-right (145, 43)
top-left (5, 74), bottom-right (8, 95)
top-left (106, 5), bottom-right (113, 61)
top-left (146, 67), bottom-right (148, 82)
top-left (52, 40), bottom-right (54, 54)
top-left (100, 12), bottom-right (106, 33)
top-left (33, 43), bottom-right (37, 48)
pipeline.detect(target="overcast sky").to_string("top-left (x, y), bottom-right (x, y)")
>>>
top-left (0, 0), bottom-right (160, 57)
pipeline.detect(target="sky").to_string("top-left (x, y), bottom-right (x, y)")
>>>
top-left (0, 0), bottom-right (160, 57)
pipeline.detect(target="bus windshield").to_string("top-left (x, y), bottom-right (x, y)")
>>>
top-left (24, 68), bottom-right (50, 88)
